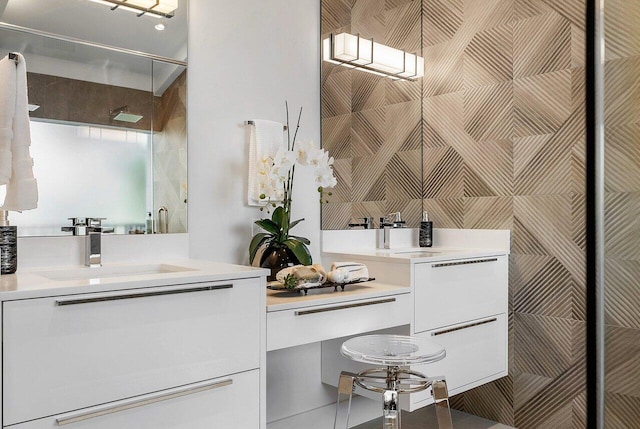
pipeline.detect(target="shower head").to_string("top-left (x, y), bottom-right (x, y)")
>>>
top-left (109, 106), bottom-right (143, 123)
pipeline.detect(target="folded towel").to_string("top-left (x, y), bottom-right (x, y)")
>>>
top-left (329, 262), bottom-right (370, 283)
top-left (247, 119), bottom-right (284, 206)
top-left (0, 53), bottom-right (38, 211)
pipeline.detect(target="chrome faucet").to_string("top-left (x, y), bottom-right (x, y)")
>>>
top-left (348, 217), bottom-right (374, 229)
top-left (62, 217), bottom-right (112, 267)
top-left (378, 212), bottom-right (406, 249)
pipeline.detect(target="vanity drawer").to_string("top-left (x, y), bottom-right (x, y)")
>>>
top-left (2, 278), bottom-right (262, 426)
top-left (267, 292), bottom-right (412, 351)
top-left (410, 313), bottom-right (508, 409)
top-left (414, 255), bottom-right (508, 332)
top-left (9, 369), bottom-right (259, 429)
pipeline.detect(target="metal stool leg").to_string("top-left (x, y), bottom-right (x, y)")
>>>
top-left (334, 372), bottom-right (357, 429)
top-left (431, 379), bottom-right (453, 429)
top-left (383, 389), bottom-right (401, 428)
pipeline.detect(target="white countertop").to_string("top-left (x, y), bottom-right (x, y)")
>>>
top-left (266, 280), bottom-right (410, 312)
top-left (322, 246), bottom-right (508, 264)
top-left (0, 259), bottom-right (269, 301)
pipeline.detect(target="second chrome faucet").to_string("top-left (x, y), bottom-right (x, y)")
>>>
top-left (61, 217), bottom-right (113, 267)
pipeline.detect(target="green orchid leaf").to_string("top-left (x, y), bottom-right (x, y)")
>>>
top-left (272, 206), bottom-right (289, 233)
top-left (255, 219), bottom-right (280, 235)
top-left (289, 235), bottom-right (310, 245)
top-left (288, 218), bottom-right (305, 230)
top-left (283, 239), bottom-right (312, 266)
top-left (249, 233), bottom-right (270, 264)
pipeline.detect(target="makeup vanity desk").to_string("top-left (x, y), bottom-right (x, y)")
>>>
top-left (266, 281), bottom-right (412, 351)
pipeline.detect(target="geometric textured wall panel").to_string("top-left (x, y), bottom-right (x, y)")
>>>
top-left (320, 0), bottom-right (597, 427)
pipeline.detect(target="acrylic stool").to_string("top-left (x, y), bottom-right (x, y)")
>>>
top-left (333, 334), bottom-right (453, 429)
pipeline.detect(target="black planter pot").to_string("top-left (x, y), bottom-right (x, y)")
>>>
top-left (260, 246), bottom-right (300, 282)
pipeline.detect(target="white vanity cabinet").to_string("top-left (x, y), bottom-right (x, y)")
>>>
top-left (1, 264), bottom-right (267, 429)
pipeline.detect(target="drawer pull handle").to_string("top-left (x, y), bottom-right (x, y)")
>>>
top-left (432, 258), bottom-right (498, 268)
top-left (295, 298), bottom-right (396, 316)
top-left (56, 378), bottom-right (233, 426)
top-left (431, 317), bottom-right (498, 336)
top-left (55, 284), bottom-right (233, 306)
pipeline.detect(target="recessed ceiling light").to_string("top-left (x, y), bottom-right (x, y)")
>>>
top-left (155, 23), bottom-right (166, 31)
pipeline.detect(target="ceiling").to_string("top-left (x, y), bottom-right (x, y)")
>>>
top-left (0, 0), bottom-right (187, 61)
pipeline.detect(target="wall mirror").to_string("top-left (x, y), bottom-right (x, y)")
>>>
top-left (0, 0), bottom-right (188, 236)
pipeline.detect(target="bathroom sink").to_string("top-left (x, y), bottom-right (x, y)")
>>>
top-left (36, 264), bottom-right (195, 281)
top-left (393, 252), bottom-right (442, 258)
top-left (391, 249), bottom-right (442, 255)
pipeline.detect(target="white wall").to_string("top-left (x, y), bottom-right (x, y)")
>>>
top-left (187, 0), bottom-right (322, 266)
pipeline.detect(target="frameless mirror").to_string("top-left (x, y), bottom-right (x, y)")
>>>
top-left (0, 0), bottom-right (187, 236)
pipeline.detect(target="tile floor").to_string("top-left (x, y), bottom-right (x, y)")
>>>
top-left (352, 405), bottom-right (516, 429)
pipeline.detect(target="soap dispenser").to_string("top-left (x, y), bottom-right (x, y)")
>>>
top-left (0, 210), bottom-right (17, 274)
top-left (419, 211), bottom-right (433, 248)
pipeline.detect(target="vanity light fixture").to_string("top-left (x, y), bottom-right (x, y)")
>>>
top-left (28, 104), bottom-right (40, 112)
top-left (89, 0), bottom-right (178, 19)
top-left (322, 33), bottom-right (424, 81)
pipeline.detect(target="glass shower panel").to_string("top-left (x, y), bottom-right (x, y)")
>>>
top-left (602, 0), bottom-right (640, 426)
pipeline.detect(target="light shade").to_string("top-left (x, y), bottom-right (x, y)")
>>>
top-left (323, 33), bottom-right (424, 80)
top-left (89, 0), bottom-right (178, 18)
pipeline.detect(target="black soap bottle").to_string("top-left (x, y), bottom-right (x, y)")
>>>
top-left (0, 210), bottom-right (17, 274)
top-left (419, 211), bottom-right (433, 248)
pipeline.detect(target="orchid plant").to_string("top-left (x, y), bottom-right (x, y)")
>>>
top-left (249, 103), bottom-right (337, 267)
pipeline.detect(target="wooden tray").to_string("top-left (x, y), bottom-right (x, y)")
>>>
top-left (267, 278), bottom-right (376, 295)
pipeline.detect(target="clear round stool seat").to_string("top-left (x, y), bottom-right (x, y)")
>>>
top-left (340, 334), bottom-right (446, 366)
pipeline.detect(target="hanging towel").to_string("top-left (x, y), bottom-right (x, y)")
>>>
top-left (0, 53), bottom-right (38, 212)
top-left (247, 119), bottom-right (284, 206)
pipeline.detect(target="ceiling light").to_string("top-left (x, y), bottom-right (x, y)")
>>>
top-left (323, 33), bottom-right (424, 81)
top-left (89, 0), bottom-right (178, 19)
top-left (155, 23), bottom-right (166, 31)
top-left (28, 104), bottom-right (40, 112)
top-left (110, 106), bottom-right (143, 123)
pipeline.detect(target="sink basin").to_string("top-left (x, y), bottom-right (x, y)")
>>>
top-left (36, 264), bottom-right (195, 281)
top-left (393, 252), bottom-right (441, 258)
top-left (391, 249), bottom-right (442, 255)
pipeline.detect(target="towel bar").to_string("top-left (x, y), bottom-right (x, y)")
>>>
top-left (246, 120), bottom-right (287, 131)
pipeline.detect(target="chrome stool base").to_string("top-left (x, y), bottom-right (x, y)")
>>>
top-left (334, 367), bottom-right (453, 429)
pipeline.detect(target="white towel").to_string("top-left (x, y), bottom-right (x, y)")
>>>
top-left (247, 119), bottom-right (284, 206)
top-left (0, 53), bottom-right (38, 212)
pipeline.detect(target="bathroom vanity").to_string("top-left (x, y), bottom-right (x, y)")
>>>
top-left (0, 260), bottom-right (268, 429)
top-left (317, 228), bottom-right (510, 413)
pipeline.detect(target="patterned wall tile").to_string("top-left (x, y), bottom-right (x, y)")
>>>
top-left (514, 313), bottom-right (572, 378)
top-left (463, 0), bottom-right (514, 31)
top-left (352, 0), bottom-right (385, 40)
top-left (326, 158), bottom-right (352, 204)
top-left (464, 80), bottom-right (514, 142)
top-left (387, 199), bottom-right (422, 228)
top-left (423, 0), bottom-right (463, 47)
top-left (605, 326), bottom-right (640, 398)
top-left (321, 0), bottom-right (351, 34)
top-left (604, 56), bottom-right (640, 128)
top-left (603, 0), bottom-right (640, 61)
top-left (352, 72), bottom-right (386, 112)
top-left (604, 192), bottom-right (640, 261)
top-left (605, 125), bottom-right (640, 193)
top-left (605, 259), bottom-right (640, 329)
top-left (514, 69), bottom-right (572, 138)
top-left (423, 198), bottom-right (464, 228)
top-left (385, 0), bottom-right (422, 53)
top-left (321, 201), bottom-right (352, 230)
top-left (352, 155), bottom-right (386, 202)
top-left (423, 40), bottom-right (466, 97)
top-left (512, 254), bottom-right (573, 319)
top-left (464, 196), bottom-right (513, 229)
top-left (605, 392), bottom-right (640, 429)
top-left (322, 114), bottom-right (352, 160)
top-left (322, 69), bottom-right (352, 118)
top-left (514, 195), bottom-right (585, 284)
top-left (352, 107), bottom-right (385, 157)
top-left (423, 146), bottom-right (464, 199)
top-left (386, 150), bottom-right (422, 201)
top-left (514, 372), bottom-right (553, 409)
top-left (464, 24), bottom-right (513, 88)
top-left (423, 91), bottom-right (468, 147)
top-left (462, 140), bottom-right (513, 197)
top-left (352, 200), bottom-right (387, 226)
top-left (513, 12), bottom-right (571, 79)
top-left (387, 100), bottom-right (422, 151)
top-left (571, 25), bottom-right (585, 68)
top-left (386, 78), bottom-right (422, 105)
top-left (464, 375), bottom-right (514, 425)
